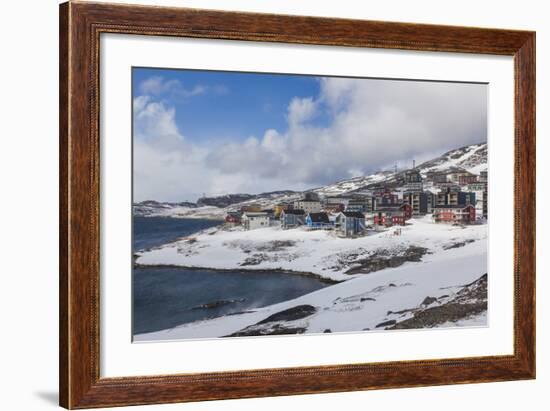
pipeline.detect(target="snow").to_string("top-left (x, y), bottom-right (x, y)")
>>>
top-left (136, 217), bottom-right (487, 282)
top-left (418, 143), bottom-right (487, 176)
top-left (313, 171), bottom-right (394, 196)
top-left (437, 311), bottom-right (488, 328)
top-left (134, 217), bottom-right (488, 341)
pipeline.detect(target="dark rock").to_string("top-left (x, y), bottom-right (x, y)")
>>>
top-left (421, 296), bottom-right (437, 306)
top-left (257, 305), bottom-right (317, 325)
top-left (191, 298), bottom-right (245, 310)
top-left (361, 297), bottom-right (376, 302)
top-left (388, 274), bottom-right (488, 330)
top-left (227, 325), bottom-right (307, 337)
top-left (323, 329), bottom-right (332, 333)
top-left (375, 319), bottom-right (397, 328)
top-left (344, 246), bottom-right (429, 275)
top-left (390, 302), bottom-right (486, 330)
top-left (443, 239), bottom-right (476, 250)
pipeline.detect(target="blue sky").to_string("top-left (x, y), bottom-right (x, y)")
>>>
top-left (132, 68), bottom-right (328, 145)
top-left (132, 67), bottom-right (487, 202)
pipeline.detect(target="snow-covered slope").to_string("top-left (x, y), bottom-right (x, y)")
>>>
top-left (416, 142), bottom-right (487, 175)
top-left (135, 220), bottom-right (487, 341)
top-left (312, 171), bottom-right (395, 196)
top-left (136, 217), bottom-right (487, 282)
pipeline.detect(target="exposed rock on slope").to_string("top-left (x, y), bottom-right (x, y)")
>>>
top-left (387, 273), bottom-right (488, 330)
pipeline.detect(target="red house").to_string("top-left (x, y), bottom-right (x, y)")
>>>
top-left (400, 203), bottom-right (413, 220)
top-left (224, 212), bottom-right (242, 224)
top-left (433, 204), bottom-right (476, 224)
top-left (373, 204), bottom-right (411, 227)
top-left (458, 174), bottom-right (478, 185)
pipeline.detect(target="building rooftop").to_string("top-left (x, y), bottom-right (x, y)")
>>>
top-left (282, 209), bottom-right (305, 215)
top-left (307, 212), bottom-right (330, 223)
top-left (433, 204), bottom-right (473, 209)
top-left (340, 211), bottom-right (365, 218)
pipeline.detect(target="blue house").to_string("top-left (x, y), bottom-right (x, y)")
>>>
top-left (280, 209), bottom-right (305, 229)
top-left (335, 211), bottom-right (366, 237)
top-left (305, 212), bottom-right (333, 229)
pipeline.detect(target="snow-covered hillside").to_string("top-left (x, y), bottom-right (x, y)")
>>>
top-left (416, 143), bottom-right (487, 175)
top-left (136, 217), bottom-right (486, 282)
top-left (135, 218), bottom-right (487, 341)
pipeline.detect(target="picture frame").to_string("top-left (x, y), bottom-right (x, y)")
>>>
top-left (59, 1), bottom-right (535, 409)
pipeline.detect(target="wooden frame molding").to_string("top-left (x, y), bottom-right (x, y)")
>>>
top-left (59, 1), bottom-right (535, 408)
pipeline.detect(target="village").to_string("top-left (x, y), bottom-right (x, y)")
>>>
top-left (134, 161), bottom-right (489, 339)
top-left (224, 166), bottom-right (488, 237)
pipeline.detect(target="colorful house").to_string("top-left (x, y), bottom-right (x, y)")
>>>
top-left (435, 187), bottom-right (476, 207)
top-left (458, 174), bottom-right (478, 185)
top-left (373, 205), bottom-right (410, 227)
top-left (280, 209), bottom-right (305, 229)
top-left (374, 190), bottom-right (400, 208)
top-left (241, 212), bottom-right (269, 230)
top-left (467, 182), bottom-right (488, 219)
top-left (294, 199), bottom-right (322, 214)
top-left (274, 203), bottom-right (292, 217)
top-left (240, 204), bottom-right (263, 213)
top-left (433, 204), bottom-right (476, 224)
top-left (324, 196), bottom-right (352, 207)
top-left (323, 203), bottom-right (345, 214)
top-left (335, 211), bottom-right (366, 236)
top-left (345, 198), bottom-right (370, 213)
top-left (402, 191), bottom-right (431, 215)
top-left (305, 212), bottom-right (333, 229)
top-left (224, 211), bottom-right (242, 224)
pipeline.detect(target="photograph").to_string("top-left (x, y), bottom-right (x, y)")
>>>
top-left (132, 68), bottom-right (489, 342)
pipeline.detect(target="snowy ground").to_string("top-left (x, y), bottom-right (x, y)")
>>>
top-left (136, 217), bottom-right (487, 282)
top-left (134, 217), bottom-right (488, 341)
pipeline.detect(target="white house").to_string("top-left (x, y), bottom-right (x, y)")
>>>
top-left (293, 199), bottom-right (322, 214)
top-left (241, 212), bottom-right (270, 230)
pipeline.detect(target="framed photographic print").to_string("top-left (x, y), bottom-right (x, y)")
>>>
top-left (59, 1), bottom-right (535, 409)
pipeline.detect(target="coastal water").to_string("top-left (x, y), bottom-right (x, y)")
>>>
top-left (133, 217), bottom-right (329, 335)
top-left (133, 216), bottom-right (221, 251)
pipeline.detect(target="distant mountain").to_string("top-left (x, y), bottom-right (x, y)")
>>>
top-left (197, 194), bottom-right (255, 208)
top-left (196, 190), bottom-right (297, 208)
top-left (133, 200), bottom-right (197, 217)
top-left (133, 142), bottom-right (487, 217)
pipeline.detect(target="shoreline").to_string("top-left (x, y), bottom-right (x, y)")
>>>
top-left (133, 263), bottom-right (342, 285)
top-left (135, 213), bottom-right (226, 221)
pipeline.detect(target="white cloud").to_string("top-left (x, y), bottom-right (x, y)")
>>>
top-left (287, 97), bottom-right (317, 126)
top-left (134, 76), bottom-right (487, 202)
top-left (138, 75), bottom-right (220, 99)
top-left (206, 78), bottom-right (486, 189)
